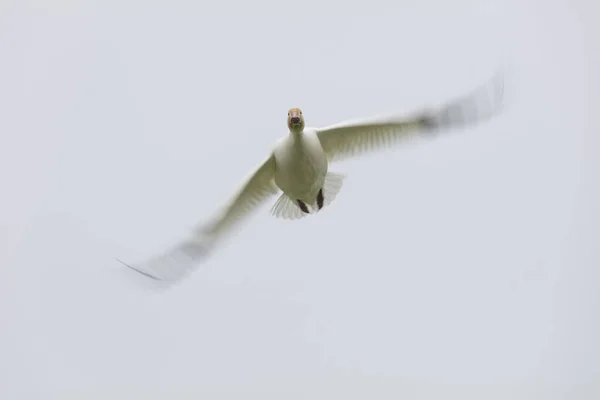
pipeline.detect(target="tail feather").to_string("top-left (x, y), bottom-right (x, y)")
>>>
top-left (270, 193), bottom-right (310, 220)
top-left (270, 171), bottom-right (346, 220)
top-left (321, 171), bottom-right (346, 208)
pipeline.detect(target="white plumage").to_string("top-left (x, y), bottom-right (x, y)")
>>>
top-left (119, 73), bottom-right (504, 282)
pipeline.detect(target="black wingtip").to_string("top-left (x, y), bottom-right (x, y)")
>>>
top-left (115, 258), bottom-right (164, 281)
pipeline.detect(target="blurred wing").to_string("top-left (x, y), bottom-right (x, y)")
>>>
top-left (316, 73), bottom-right (504, 162)
top-left (119, 153), bottom-right (279, 282)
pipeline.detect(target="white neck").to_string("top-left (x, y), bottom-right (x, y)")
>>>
top-left (290, 127), bottom-right (304, 139)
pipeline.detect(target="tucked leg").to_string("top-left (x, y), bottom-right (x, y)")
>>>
top-left (297, 199), bottom-right (309, 214)
top-left (317, 189), bottom-right (324, 210)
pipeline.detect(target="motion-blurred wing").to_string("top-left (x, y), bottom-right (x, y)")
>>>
top-left (316, 73), bottom-right (504, 162)
top-left (119, 154), bottom-right (279, 282)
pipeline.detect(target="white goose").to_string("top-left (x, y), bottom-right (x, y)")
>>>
top-left (119, 74), bottom-right (504, 281)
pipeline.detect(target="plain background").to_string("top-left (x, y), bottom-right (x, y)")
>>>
top-left (1, 0), bottom-right (598, 398)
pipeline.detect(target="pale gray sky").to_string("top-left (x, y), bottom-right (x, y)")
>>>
top-left (1, 0), bottom-right (599, 398)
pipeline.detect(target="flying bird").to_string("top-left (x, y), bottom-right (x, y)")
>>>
top-left (119, 73), bottom-right (504, 281)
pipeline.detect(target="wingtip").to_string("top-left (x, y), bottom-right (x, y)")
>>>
top-left (115, 258), bottom-right (164, 281)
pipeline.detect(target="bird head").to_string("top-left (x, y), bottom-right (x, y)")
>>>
top-left (287, 108), bottom-right (305, 132)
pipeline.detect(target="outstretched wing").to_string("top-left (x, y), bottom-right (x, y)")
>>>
top-left (316, 73), bottom-right (504, 162)
top-left (119, 153), bottom-right (279, 282)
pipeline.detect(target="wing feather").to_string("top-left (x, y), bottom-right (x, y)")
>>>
top-left (316, 73), bottom-right (504, 162)
top-left (120, 154), bottom-right (278, 282)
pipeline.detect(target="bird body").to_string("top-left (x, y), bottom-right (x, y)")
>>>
top-left (273, 127), bottom-right (328, 210)
top-left (118, 74), bottom-right (505, 282)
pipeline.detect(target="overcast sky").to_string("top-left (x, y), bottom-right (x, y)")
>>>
top-left (1, 0), bottom-right (599, 398)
